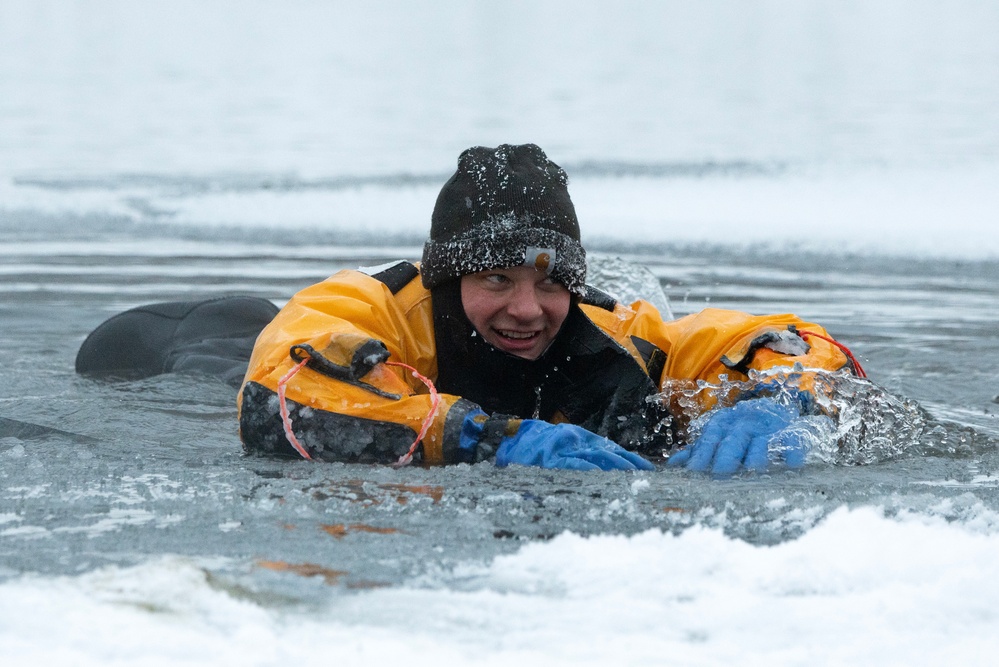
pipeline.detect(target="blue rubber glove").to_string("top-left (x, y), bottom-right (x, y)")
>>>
top-left (666, 397), bottom-right (811, 475)
top-left (458, 410), bottom-right (653, 471)
top-left (497, 420), bottom-right (655, 471)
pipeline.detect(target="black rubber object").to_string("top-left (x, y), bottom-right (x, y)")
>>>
top-left (75, 296), bottom-right (279, 387)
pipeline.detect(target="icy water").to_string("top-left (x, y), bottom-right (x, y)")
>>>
top-left (3, 1), bottom-right (999, 664)
top-left (3, 215), bottom-right (997, 588)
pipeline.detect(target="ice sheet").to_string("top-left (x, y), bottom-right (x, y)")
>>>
top-left (2, 507), bottom-right (998, 666)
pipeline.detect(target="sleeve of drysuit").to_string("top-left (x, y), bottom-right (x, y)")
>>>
top-left (654, 307), bottom-right (852, 384)
top-left (237, 269), bottom-right (481, 465)
top-left (584, 301), bottom-right (855, 415)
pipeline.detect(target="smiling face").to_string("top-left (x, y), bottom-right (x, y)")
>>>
top-left (460, 265), bottom-right (572, 360)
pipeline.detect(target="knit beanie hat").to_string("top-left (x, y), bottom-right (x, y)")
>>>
top-left (421, 144), bottom-right (587, 296)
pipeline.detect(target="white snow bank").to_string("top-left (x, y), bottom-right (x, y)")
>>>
top-left (5, 164), bottom-right (994, 260)
top-left (574, 165), bottom-right (999, 259)
top-left (2, 506), bottom-right (998, 666)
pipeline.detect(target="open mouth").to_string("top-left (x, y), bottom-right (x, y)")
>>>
top-left (496, 329), bottom-right (539, 340)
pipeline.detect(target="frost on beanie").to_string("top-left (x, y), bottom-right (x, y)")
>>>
top-left (420, 143), bottom-right (587, 296)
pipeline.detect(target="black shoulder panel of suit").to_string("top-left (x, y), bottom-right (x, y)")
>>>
top-left (546, 308), bottom-right (673, 454)
top-left (369, 261), bottom-right (420, 294)
top-left (581, 285), bottom-right (618, 311)
top-left (630, 336), bottom-right (668, 387)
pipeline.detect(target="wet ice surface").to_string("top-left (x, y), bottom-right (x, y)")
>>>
top-left (2, 217), bottom-right (997, 598)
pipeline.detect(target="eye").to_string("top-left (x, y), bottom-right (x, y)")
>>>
top-left (483, 272), bottom-right (511, 285)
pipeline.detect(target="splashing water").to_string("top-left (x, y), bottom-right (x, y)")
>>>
top-left (658, 367), bottom-right (977, 466)
top-left (587, 255), bottom-right (674, 319)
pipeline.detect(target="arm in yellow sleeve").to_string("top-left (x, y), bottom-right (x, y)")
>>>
top-left (584, 300), bottom-right (856, 425)
top-left (237, 268), bottom-right (481, 464)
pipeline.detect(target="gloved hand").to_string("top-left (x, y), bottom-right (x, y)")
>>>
top-left (496, 420), bottom-right (655, 471)
top-left (458, 409), bottom-right (653, 471)
top-left (666, 397), bottom-right (816, 475)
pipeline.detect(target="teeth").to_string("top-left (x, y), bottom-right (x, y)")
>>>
top-left (499, 330), bottom-right (537, 340)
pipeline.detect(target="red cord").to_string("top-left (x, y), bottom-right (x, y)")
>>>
top-left (386, 360), bottom-right (441, 467)
top-left (799, 330), bottom-right (867, 379)
top-left (277, 354), bottom-right (440, 465)
top-left (277, 357), bottom-right (313, 460)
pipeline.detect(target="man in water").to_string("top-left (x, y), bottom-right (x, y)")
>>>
top-left (237, 144), bottom-right (856, 473)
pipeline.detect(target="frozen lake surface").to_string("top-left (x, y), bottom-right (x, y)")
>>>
top-left (2, 1), bottom-right (999, 664)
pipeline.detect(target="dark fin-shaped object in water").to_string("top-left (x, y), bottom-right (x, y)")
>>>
top-left (0, 416), bottom-right (99, 444)
top-left (75, 296), bottom-right (279, 387)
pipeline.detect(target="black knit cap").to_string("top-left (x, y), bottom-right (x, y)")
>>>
top-left (421, 144), bottom-right (586, 296)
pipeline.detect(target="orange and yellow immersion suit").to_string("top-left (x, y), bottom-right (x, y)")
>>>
top-left (238, 262), bottom-right (852, 464)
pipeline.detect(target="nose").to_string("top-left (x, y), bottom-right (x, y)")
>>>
top-left (506, 283), bottom-right (544, 321)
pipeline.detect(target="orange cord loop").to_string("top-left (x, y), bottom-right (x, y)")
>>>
top-left (275, 356), bottom-right (441, 466)
top-left (386, 360), bottom-right (441, 467)
top-left (276, 357), bottom-right (313, 460)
